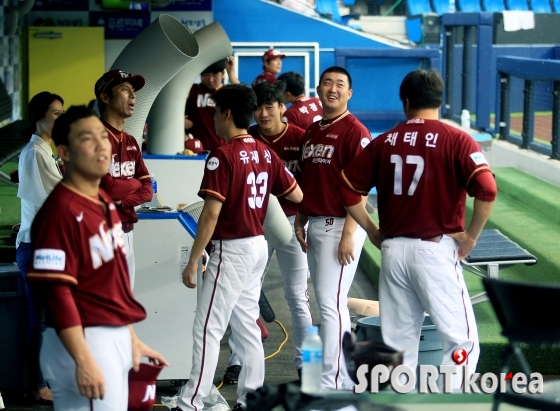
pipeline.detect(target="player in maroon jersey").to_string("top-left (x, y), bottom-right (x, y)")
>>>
top-left (341, 69), bottom-right (497, 390)
top-left (252, 49), bottom-right (285, 87)
top-left (294, 66), bottom-right (372, 391)
top-left (26, 106), bottom-right (168, 410)
top-left (248, 82), bottom-right (312, 378)
top-left (185, 56), bottom-right (240, 152)
top-left (176, 84), bottom-right (302, 411)
top-left (278, 71), bottom-right (323, 130)
top-left (95, 69), bottom-right (154, 290)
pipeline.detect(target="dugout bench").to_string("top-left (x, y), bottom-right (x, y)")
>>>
top-left (462, 229), bottom-right (537, 305)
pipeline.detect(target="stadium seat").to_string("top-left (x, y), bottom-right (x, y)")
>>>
top-left (315, 0), bottom-right (362, 29)
top-left (405, 0), bottom-right (439, 44)
top-left (553, 0), bottom-right (560, 11)
top-left (530, 0), bottom-right (551, 11)
top-left (457, 0), bottom-right (482, 11)
top-left (432, 0), bottom-right (452, 14)
top-left (408, 0), bottom-right (433, 15)
top-left (482, 0), bottom-right (506, 11)
top-left (483, 278), bottom-right (560, 411)
top-left (505, 0), bottom-right (529, 10)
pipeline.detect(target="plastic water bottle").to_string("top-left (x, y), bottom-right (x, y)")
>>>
top-left (461, 109), bottom-right (471, 129)
top-left (148, 173), bottom-right (158, 208)
top-left (301, 325), bottom-right (323, 393)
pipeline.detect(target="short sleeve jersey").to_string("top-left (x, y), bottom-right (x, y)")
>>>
top-left (185, 84), bottom-right (225, 152)
top-left (299, 112), bottom-right (372, 217)
top-left (283, 97), bottom-right (323, 130)
top-left (252, 71), bottom-right (277, 87)
top-left (248, 123), bottom-right (306, 217)
top-left (341, 119), bottom-right (493, 238)
top-left (199, 135), bottom-right (297, 240)
top-left (27, 183), bottom-right (146, 328)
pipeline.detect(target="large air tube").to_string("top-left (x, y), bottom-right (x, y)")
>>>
top-left (110, 14), bottom-right (199, 145)
top-left (147, 22), bottom-right (233, 154)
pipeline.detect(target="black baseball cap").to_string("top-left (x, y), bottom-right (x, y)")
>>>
top-left (95, 69), bottom-right (145, 98)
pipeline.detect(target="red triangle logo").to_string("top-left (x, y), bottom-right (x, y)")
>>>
top-left (505, 372), bottom-right (513, 380)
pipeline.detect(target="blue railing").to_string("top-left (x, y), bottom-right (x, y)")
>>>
top-left (496, 57), bottom-right (560, 159)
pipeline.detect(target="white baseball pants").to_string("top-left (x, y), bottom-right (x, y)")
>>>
top-left (379, 235), bottom-right (479, 390)
top-left (307, 216), bottom-right (366, 391)
top-left (41, 326), bottom-right (132, 411)
top-left (177, 235), bottom-right (268, 410)
top-left (124, 231), bottom-right (135, 290)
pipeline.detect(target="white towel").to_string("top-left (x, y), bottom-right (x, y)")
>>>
top-left (502, 10), bottom-right (535, 32)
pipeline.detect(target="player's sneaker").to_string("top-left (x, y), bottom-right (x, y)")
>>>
top-left (231, 404), bottom-right (245, 411)
top-left (223, 365), bottom-right (242, 384)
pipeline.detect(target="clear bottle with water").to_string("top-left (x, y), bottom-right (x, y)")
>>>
top-left (301, 325), bottom-right (323, 393)
top-left (146, 173), bottom-right (158, 208)
top-left (461, 109), bottom-right (471, 129)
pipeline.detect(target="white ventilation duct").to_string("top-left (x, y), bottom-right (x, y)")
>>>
top-left (147, 22), bottom-right (233, 154)
top-left (109, 14), bottom-right (199, 145)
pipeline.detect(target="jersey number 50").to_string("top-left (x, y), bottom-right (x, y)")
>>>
top-left (390, 154), bottom-right (424, 196)
top-left (247, 171), bottom-right (269, 209)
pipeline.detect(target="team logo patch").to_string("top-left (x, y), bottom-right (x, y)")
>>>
top-left (33, 249), bottom-right (66, 271)
top-left (207, 157), bottom-right (219, 170)
top-left (361, 137), bottom-right (370, 148)
top-left (470, 152), bottom-right (488, 166)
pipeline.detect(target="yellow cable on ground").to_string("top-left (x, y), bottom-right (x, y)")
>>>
top-left (265, 319), bottom-right (289, 360)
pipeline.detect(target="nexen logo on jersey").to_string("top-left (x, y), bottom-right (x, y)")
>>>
top-left (303, 142), bottom-right (335, 164)
top-left (197, 94), bottom-right (216, 108)
top-left (110, 155), bottom-right (135, 178)
top-left (33, 249), bottom-right (66, 271)
top-left (89, 222), bottom-right (126, 270)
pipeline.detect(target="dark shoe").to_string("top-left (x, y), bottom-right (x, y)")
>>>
top-left (223, 365), bottom-right (242, 384)
top-left (292, 368), bottom-right (302, 386)
top-left (33, 394), bottom-right (54, 406)
top-left (232, 404), bottom-right (245, 411)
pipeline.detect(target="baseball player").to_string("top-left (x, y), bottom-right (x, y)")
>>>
top-left (185, 57), bottom-right (240, 152)
top-left (248, 82), bottom-right (313, 377)
top-left (294, 66), bottom-right (372, 390)
top-left (26, 106), bottom-right (168, 411)
top-left (340, 69), bottom-right (497, 390)
top-left (176, 84), bottom-right (303, 411)
top-left (252, 49), bottom-right (285, 87)
top-left (278, 71), bottom-right (323, 130)
top-left (96, 69), bottom-right (153, 289)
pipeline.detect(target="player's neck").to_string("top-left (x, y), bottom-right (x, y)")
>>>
top-left (259, 121), bottom-right (285, 137)
top-left (406, 108), bottom-right (439, 121)
top-left (293, 94), bottom-right (306, 103)
top-left (322, 107), bottom-right (348, 121)
top-left (101, 111), bottom-right (126, 132)
top-left (62, 172), bottom-right (100, 197)
top-left (224, 128), bottom-right (249, 142)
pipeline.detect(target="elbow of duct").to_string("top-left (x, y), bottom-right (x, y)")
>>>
top-left (6, 0), bottom-right (36, 37)
top-left (146, 22), bottom-right (233, 155)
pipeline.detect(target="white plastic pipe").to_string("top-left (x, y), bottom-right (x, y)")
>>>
top-left (147, 22), bottom-right (233, 154)
top-left (109, 14), bottom-right (199, 145)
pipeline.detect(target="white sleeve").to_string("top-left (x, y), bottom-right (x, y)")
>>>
top-left (17, 145), bottom-right (62, 208)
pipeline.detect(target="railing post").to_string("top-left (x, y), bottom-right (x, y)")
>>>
top-left (444, 25), bottom-right (455, 119)
top-left (521, 80), bottom-right (535, 149)
top-left (552, 81), bottom-right (560, 160)
top-left (461, 25), bottom-right (471, 112)
top-left (499, 72), bottom-right (510, 141)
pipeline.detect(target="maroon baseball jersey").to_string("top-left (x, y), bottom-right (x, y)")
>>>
top-left (283, 97), bottom-right (323, 130)
top-left (199, 135), bottom-right (297, 240)
top-left (100, 119), bottom-right (152, 225)
top-left (341, 119), bottom-right (493, 238)
top-left (252, 71), bottom-right (277, 87)
top-left (27, 182), bottom-right (146, 328)
top-left (299, 111), bottom-right (371, 217)
top-left (185, 84), bottom-right (225, 152)
top-left (248, 122), bottom-right (306, 217)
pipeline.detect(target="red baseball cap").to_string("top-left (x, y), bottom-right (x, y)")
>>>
top-left (263, 49), bottom-right (286, 63)
top-left (95, 69), bottom-right (146, 98)
top-left (128, 363), bottom-right (164, 411)
top-left (185, 138), bottom-right (205, 154)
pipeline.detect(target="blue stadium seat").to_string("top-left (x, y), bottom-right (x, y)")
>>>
top-left (506, 0), bottom-right (529, 10)
top-left (432, 0), bottom-right (452, 14)
top-left (316, 0), bottom-right (362, 29)
top-left (553, 0), bottom-right (560, 11)
top-left (457, 0), bottom-right (482, 11)
top-left (407, 0), bottom-right (433, 15)
top-left (530, 0), bottom-right (551, 11)
top-left (482, 0), bottom-right (506, 11)
top-left (406, 0), bottom-right (436, 43)
top-left (342, 0), bottom-right (356, 5)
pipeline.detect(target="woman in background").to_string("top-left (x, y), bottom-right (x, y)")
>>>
top-left (16, 91), bottom-right (64, 405)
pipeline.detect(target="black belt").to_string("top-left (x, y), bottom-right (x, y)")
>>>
top-left (122, 222), bottom-right (134, 233)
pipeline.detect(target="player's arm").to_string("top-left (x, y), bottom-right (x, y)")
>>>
top-left (128, 326), bottom-right (169, 371)
top-left (99, 173), bottom-right (142, 202)
top-left (285, 184), bottom-right (303, 203)
top-left (182, 196), bottom-right (223, 288)
top-left (120, 152), bottom-right (153, 208)
top-left (226, 56), bottom-right (240, 84)
top-left (294, 211), bottom-right (309, 253)
top-left (338, 196), bottom-right (368, 265)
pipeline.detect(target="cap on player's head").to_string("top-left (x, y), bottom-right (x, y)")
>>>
top-left (128, 363), bottom-right (164, 411)
top-left (213, 84), bottom-right (257, 130)
top-left (95, 69), bottom-right (145, 114)
top-left (52, 105), bottom-right (99, 147)
top-left (399, 69), bottom-right (443, 111)
top-left (277, 71), bottom-right (305, 98)
top-left (253, 81), bottom-right (284, 108)
top-left (201, 58), bottom-right (227, 75)
top-left (319, 66), bottom-right (352, 89)
top-left (262, 49), bottom-right (285, 63)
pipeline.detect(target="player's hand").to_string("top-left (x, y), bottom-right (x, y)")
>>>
top-left (368, 228), bottom-right (384, 250)
top-left (226, 55), bottom-right (236, 72)
top-left (184, 115), bottom-right (193, 130)
top-left (447, 231), bottom-right (476, 260)
top-left (182, 260), bottom-right (198, 288)
top-left (131, 335), bottom-right (170, 372)
top-left (295, 224), bottom-right (308, 253)
top-left (338, 231), bottom-right (355, 265)
top-left (75, 357), bottom-right (106, 400)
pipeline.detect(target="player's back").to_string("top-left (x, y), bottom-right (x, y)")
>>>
top-left (284, 97), bottom-right (323, 130)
